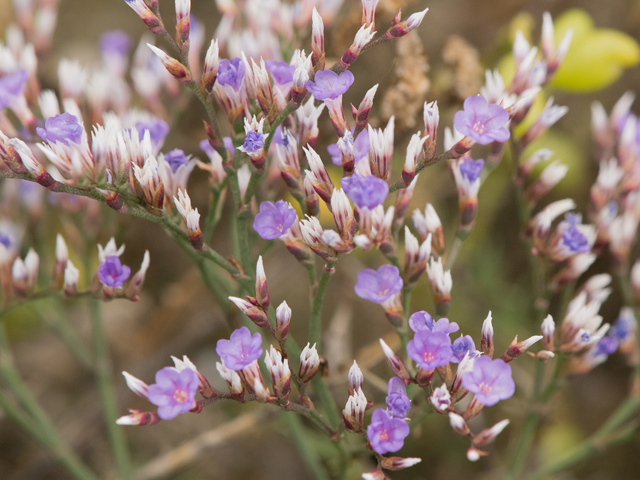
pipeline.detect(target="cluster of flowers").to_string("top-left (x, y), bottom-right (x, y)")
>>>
top-left (1, 0), bottom-right (638, 477)
top-left (0, 227), bottom-right (149, 303)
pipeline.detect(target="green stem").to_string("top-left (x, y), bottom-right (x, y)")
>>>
top-left (263, 102), bottom-right (298, 154)
top-left (88, 301), bottom-right (132, 480)
top-left (281, 413), bottom-right (330, 480)
top-left (203, 186), bottom-right (226, 242)
top-left (308, 261), bottom-right (337, 350)
top-left (388, 150), bottom-right (456, 193)
top-left (0, 326), bottom-right (99, 480)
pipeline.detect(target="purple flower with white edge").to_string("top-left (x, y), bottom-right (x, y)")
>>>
top-left (459, 158), bottom-right (484, 183)
top-left (147, 367), bottom-right (198, 420)
top-left (408, 311), bottom-right (459, 335)
top-left (0, 70), bottom-right (29, 109)
top-left (98, 256), bottom-right (131, 288)
top-left (265, 60), bottom-right (295, 85)
top-left (37, 113), bottom-right (83, 145)
top-left (242, 131), bottom-right (265, 153)
top-left (305, 70), bottom-right (354, 101)
top-left (354, 265), bottom-right (403, 303)
top-left (451, 335), bottom-right (476, 363)
top-left (217, 57), bottom-right (245, 92)
top-left (216, 326), bottom-right (263, 371)
top-left (366, 408), bottom-right (410, 454)
top-left (253, 200), bottom-right (297, 240)
top-left (407, 330), bottom-right (453, 370)
top-left (329, 128), bottom-right (370, 165)
top-left (164, 149), bottom-right (189, 173)
top-left (562, 214), bottom-right (590, 253)
top-left (100, 31), bottom-right (131, 56)
top-left (341, 173), bottom-right (389, 210)
top-left (134, 118), bottom-right (169, 151)
top-left (461, 356), bottom-right (515, 407)
top-left (386, 377), bottom-right (411, 418)
top-left (453, 95), bottom-right (510, 145)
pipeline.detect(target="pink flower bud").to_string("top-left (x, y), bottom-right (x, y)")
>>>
top-left (275, 301), bottom-right (291, 342)
top-left (348, 360), bottom-right (363, 396)
top-left (122, 371), bottom-right (149, 399)
top-left (298, 342), bottom-right (319, 384)
top-left (379, 338), bottom-right (411, 381)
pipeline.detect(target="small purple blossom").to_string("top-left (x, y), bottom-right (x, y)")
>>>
top-left (594, 336), bottom-right (618, 356)
top-left (330, 129), bottom-right (370, 165)
top-left (216, 326), bottom-right (263, 371)
top-left (98, 256), bottom-right (131, 288)
top-left (386, 377), bottom-right (411, 418)
top-left (459, 158), bottom-right (484, 183)
top-left (147, 367), bottom-right (198, 420)
top-left (366, 409), bottom-right (410, 455)
top-left (0, 233), bottom-right (10, 249)
top-left (134, 118), bottom-right (170, 150)
top-left (340, 173), bottom-right (389, 210)
top-left (451, 335), bottom-right (476, 363)
top-left (36, 113), bottom-right (84, 145)
top-left (305, 70), bottom-right (354, 101)
top-left (407, 330), bottom-right (453, 370)
top-left (562, 214), bottom-right (590, 253)
top-left (461, 356), bottom-right (515, 407)
top-left (164, 149), bottom-right (189, 173)
top-left (265, 60), bottom-right (295, 85)
top-left (354, 265), bottom-right (403, 303)
top-left (253, 200), bottom-right (297, 240)
top-left (242, 131), bottom-right (265, 153)
top-left (100, 31), bottom-right (131, 56)
top-left (0, 70), bottom-right (29, 109)
top-left (453, 95), bottom-right (510, 145)
top-left (610, 315), bottom-right (634, 343)
top-left (217, 57), bottom-right (245, 92)
top-left (408, 311), bottom-right (459, 335)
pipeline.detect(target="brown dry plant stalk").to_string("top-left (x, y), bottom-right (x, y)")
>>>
top-left (442, 34), bottom-right (483, 100)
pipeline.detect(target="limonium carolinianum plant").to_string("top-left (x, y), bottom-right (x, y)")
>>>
top-left (0, 0), bottom-right (639, 479)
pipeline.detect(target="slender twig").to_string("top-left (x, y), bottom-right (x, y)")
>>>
top-left (388, 150), bottom-right (455, 193)
top-left (308, 261), bottom-right (337, 350)
top-left (89, 300), bottom-right (132, 480)
top-left (282, 413), bottom-right (331, 480)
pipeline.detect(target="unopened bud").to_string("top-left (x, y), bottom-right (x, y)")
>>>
top-left (122, 371), bottom-right (149, 399)
top-left (348, 360), bottom-right (363, 395)
top-left (255, 256), bottom-right (269, 309)
top-left (473, 419), bottom-right (510, 447)
top-left (147, 44), bottom-right (192, 83)
top-left (501, 335), bottom-right (543, 363)
top-left (481, 311), bottom-right (494, 358)
top-left (116, 409), bottom-right (160, 426)
top-left (541, 314), bottom-right (555, 350)
top-left (380, 456), bottom-right (422, 471)
top-left (379, 338), bottom-right (411, 381)
top-left (298, 342), bottom-right (320, 384)
top-left (449, 412), bottom-right (471, 436)
top-left (228, 296), bottom-right (270, 328)
top-left (275, 301), bottom-right (291, 342)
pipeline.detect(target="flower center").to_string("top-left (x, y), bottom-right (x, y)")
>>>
top-left (422, 351), bottom-right (435, 363)
top-left (478, 381), bottom-right (492, 395)
top-left (379, 429), bottom-right (389, 442)
top-left (472, 120), bottom-right (485, 134)
top-left (173, 389), bottom-right (188, 403)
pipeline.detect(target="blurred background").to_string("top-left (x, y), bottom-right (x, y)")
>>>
top-left (1, 0), bottom-right (640, 478)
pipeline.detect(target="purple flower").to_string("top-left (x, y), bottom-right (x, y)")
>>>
top-left (341, 173), bottom-right (389, 210)
top-left (610, 315), bottom-right (634, 343)
top-left (164, 149), bottom-right (189, 173)
top-left (451, 335), bottom-right (476, 363)
top-left (407, 330), bottom-right (453, 370)
top-left (0, 233), bottom-right (10, 249)
top-left (265, 60), bottom-right (295, 85)
top-left (453, 95), bottom-right (510, 145)
top-left (460, 158), bottom-right (484, 183)
top-left (134, 118), bottom-right (169, 150)
top-left (147, 367), bottom-right (198, 420)
top-left (367, 409), bottom-right (410, 454)
top-left (36, 113), bottom-right (83, 145)
top-left (354, 265), bottom-right (403, 303)
top-left (305, 70), bottom-right (354, 101)
top-left (98, 256), bottom-right (131, 288)
top-left (461, 356), bottom-right (515, 407)
top-left (594, 336), bottom-right (618, 356)
top-left (408, 311), bottom-right (459, 335)
top-left (253, 200), bottom-right (297, 240)
top-left (0, 70), bottom-right (29, 109)
top-left (100, 31), bottom-right (131, 56)
top-left (217, 57), bottom-right (245, 92)
top-left (562, 214), bottom-right (590, 253)
top-left (216, 326), bottom-right (263, 371)
top-left (330, 129), bottom-right (370, 165)
top-left (242, 131), bottom-right (265, 153)
top-left (386, 377), bottom-right (411, 418)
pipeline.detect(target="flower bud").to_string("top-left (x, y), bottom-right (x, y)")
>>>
top-left (255, 256), bottom-right (269, 310)
top-left (449, 412), bottom-right (471, 436)
top-left (122, 371), bottom-right (149, 399)
top-left (343, 387), bottom-right (367, 432)
top-left (147, 44), bottom-right (192, 84)
top-left (379, 338), bottom-right (411, 381)
top-left (216, 361), bottom-right (244, 400)
top-left (228, 296), bottom-right (270, 328)
top-left (240, 360), bottom-right (270, 402)
top-left (473, 419), bottom-right (510, 447)
top-left (481, 311), bottom-right (494, 358)
top-left (541, 314), bottom-right (555, 351)
top-left (298, 342), bottom-right (320, 384)
top-left (201, 39), bottom-right (219, 92)
top-left (380, 456), bottom-right (422, 471)
top-left (348, 360), bottom-right (363, 396)
top-left (275, 301), bottom-right (291, 342)
top-left (126, 250), bottom-right (150, 302)
top-left (52, 234), bottom-right (68, 289)
top-left (116, 409), bottom-right (160, 426)
top-left (501, 335), bottom-right (543, 363)
top-left (264, 346), bottom-right (291, 400)
top-left (63, 260), bottom-right (79, 298)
